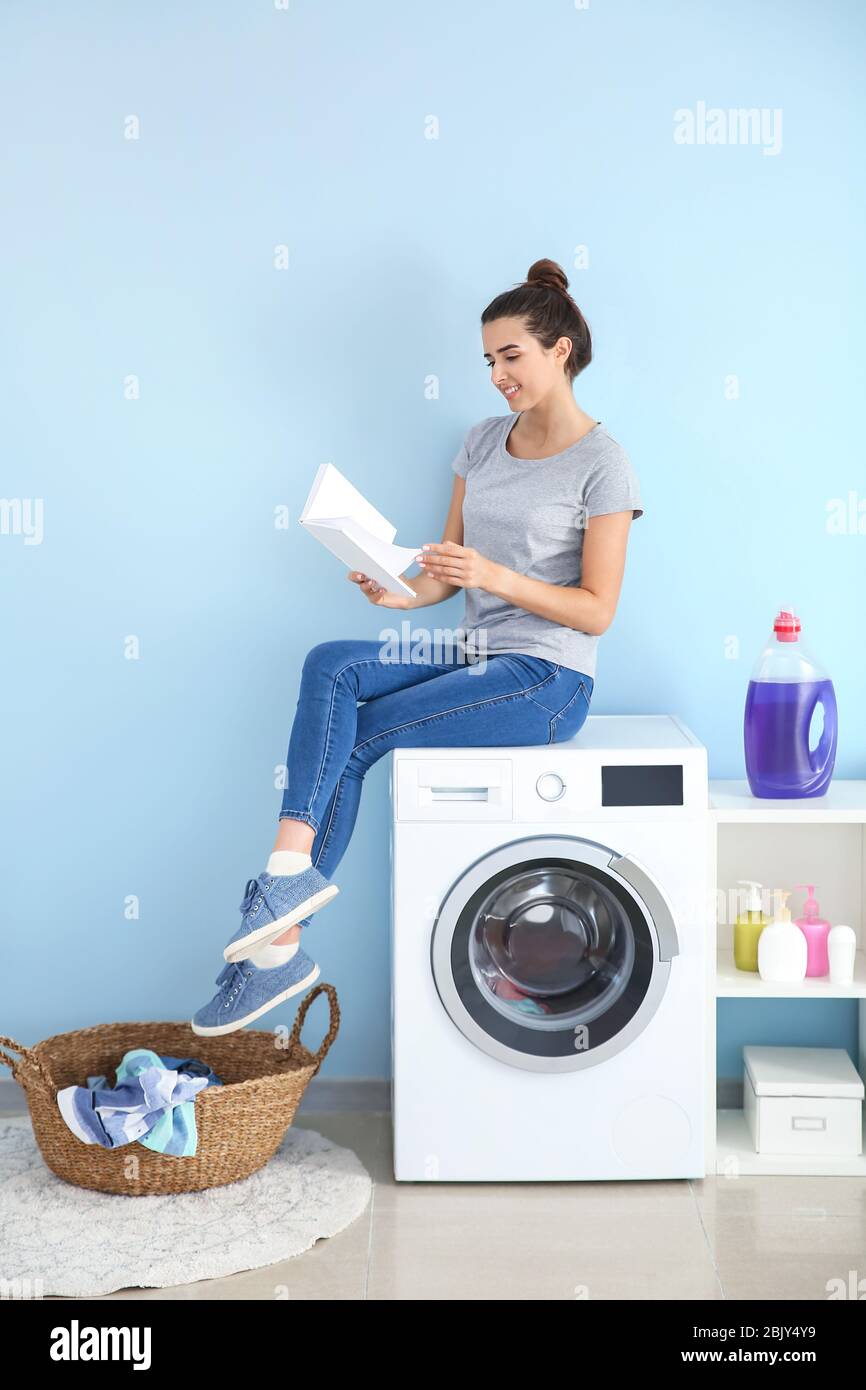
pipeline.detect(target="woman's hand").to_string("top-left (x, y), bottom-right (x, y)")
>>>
top-left (414, 541), bottom-right (499, 591)
top-left (347, 570), bottom-right (413, 609)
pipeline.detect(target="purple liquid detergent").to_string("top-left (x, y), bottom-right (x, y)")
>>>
top-left (743, 608), bottom-right (838, 799)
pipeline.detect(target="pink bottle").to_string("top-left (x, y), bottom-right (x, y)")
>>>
top-left (793, 883), bottom-right (831, 977)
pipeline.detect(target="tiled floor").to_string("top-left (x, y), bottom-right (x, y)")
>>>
top-left (3, 1093), bottom-right (864, 1300)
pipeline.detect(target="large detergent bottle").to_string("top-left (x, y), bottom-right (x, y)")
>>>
top-left (743, 607), bottom-right (838, 798)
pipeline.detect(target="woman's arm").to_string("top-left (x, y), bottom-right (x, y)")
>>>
top-left (348, 476), bottom-right (467, 610)
top-left (418, 510), bottom-right (633, 635)
top-left (398, 475), bottom-right (466, 610)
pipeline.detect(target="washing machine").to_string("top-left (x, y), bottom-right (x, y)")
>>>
top-left (389, 714), bottom-right (710, 1182)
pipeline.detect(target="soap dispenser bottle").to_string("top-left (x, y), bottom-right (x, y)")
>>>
top-left (733, 879), bottom-right (769, 972)
top-left (757, 889), bottom-right (807, 983)
top-left (792, 883), bottom-right (831, 977)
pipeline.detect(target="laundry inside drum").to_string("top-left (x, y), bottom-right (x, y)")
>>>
top-left (469, 866), bottom-right (636, 1025)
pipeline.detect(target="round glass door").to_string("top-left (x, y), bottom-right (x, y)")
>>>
top-left (431, 835), bottom-right (678, 1073)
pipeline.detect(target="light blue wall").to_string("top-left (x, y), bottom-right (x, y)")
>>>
top-left (3, 2), bottom-right (864, 1081)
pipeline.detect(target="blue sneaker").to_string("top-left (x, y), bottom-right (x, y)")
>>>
top-left (223, 866), bottom-right (339, 963)
top-left (191, 948), bottom-right (321, 1036)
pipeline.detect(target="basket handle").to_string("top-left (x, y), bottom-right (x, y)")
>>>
top-left (288, 983), bottom-right (340, 1067)
top-left (0, 1035), bottom-right (55, 1092)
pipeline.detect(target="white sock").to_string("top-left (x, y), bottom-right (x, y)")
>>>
top-left (247, 850), bottom-right (311, 968)
top-left (266, 850), bottom-right (312, 877)
top-left (247, 935), bottom-right (301, 969)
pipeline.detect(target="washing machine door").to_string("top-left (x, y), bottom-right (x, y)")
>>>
top-left (431, 834), bottom-right (680, 1073)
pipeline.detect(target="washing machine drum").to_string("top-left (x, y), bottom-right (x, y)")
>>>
top-left (430, 835), bottom-right (679, 1072)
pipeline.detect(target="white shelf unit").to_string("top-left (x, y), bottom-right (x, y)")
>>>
top-left (707, 779), bottom-right (866, 1176)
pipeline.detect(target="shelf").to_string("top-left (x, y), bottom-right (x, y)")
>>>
top-left (716, 948), bottom-right (866, 999)
top-left (708, 778), bottom-right (866, 1176)
top-left (716, 1108), bottom-right (866, 1175)
top-left (709, 779), bottom-right (866, 822)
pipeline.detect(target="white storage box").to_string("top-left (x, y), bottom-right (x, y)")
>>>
top-left (744, 1046), bottom-right (864, 1157)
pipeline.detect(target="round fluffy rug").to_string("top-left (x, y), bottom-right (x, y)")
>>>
top-left (0, 1115), bottom-right (372, 1297)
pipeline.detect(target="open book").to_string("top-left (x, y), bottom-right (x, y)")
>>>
top-left (298, 463), bottom-right (422, 597)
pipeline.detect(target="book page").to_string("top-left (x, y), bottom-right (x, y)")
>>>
top-left (299, 463), bottom-right (396, 543)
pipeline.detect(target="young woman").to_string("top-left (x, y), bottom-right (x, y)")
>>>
top-left (192, 257), bottom-right (644, 1036)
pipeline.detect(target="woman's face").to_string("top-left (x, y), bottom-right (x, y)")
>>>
top-left (482, 316), bottom-right (571, 410)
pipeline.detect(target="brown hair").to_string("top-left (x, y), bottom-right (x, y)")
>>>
top-left (481, 257), bottom-right (592, 383)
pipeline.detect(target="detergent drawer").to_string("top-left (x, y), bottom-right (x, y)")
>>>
top-left (395, 758), bottom-right (513, 822)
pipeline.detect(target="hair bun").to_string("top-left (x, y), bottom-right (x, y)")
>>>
top-left (525, 258), bottom-right (569, 296)
top-left (482, 258), bottom-right (592, 384)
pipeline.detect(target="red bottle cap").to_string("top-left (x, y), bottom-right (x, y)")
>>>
top-left (773, 607), bottom-right (801, 643)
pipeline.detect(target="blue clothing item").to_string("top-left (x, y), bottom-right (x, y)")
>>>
top-left (279, 640), bottom-right (594, 926)
top-left (223, 864), bottom-right (338, 963)
top-left (56, 1049), bottom-right (223, 1156)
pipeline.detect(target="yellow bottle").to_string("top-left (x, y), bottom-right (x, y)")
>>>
top-left (733, 879), bottom-right (770, 972)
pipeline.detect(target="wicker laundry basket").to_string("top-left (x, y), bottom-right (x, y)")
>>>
top-left (0, 982), bottom-right (339, 1196)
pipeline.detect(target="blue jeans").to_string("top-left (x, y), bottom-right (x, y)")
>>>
top-left (279, 640), bottom-right (593, 922)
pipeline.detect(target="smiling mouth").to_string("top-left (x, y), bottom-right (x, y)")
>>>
top-left (502, 385), bottom-right (521, 399)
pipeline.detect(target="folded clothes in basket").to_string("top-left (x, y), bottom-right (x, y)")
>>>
top-left (56, 1049), bottom-right (223, 1157)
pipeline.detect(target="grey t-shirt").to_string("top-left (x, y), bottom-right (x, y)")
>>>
top-left (449, 413), bottom-right (643, 678)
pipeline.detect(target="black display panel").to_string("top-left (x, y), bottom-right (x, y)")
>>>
top-left (601, 763), bottom-right (684, 806)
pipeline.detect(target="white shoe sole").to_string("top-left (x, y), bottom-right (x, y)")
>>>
top-left (223, 884), bottom-right (339, 962)
top-left (190, 962), bottom-right (322, 1036)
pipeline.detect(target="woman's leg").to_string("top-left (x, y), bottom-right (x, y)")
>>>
top-left (278, 639), bottom-right (466, 829)
top-left (273, 652), bottom-right (592, 941)
top-left (266, 637), bottom-right (473, 943)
